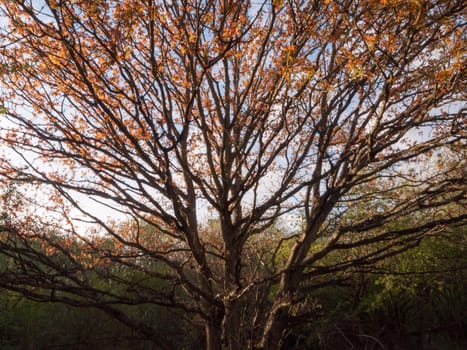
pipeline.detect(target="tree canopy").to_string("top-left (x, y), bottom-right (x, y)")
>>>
top-left (0, 1), bottom-right (465, 349)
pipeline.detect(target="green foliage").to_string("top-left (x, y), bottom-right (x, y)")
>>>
top-left (0, 287), bottom-right (201, 350)
top-left (1, 226), bottom-right (465, 349)
top-left (283, 225), bottom-right (467, 350)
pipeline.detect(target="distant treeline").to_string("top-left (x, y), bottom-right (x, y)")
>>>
top-left (1, 227), bottom-right (465, 350)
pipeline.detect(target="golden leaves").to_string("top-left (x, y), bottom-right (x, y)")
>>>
top-left (0, 0), bottom-right (464, 226)
top-left (434, 68), bottom-right (454, 84)
top-left (363, 34), bottom-right (377, 52)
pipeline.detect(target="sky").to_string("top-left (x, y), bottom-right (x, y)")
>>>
top-left (0, 0), bottom-right (463, 237)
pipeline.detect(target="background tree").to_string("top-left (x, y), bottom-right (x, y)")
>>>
top-left (0, 0), bottom-right (465, 349)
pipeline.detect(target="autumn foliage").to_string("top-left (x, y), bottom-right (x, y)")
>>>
top-left (0, 1), bottom-right (465, 349)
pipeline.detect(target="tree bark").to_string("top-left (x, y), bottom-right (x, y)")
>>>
top-left (222, 298), bottom-right (244, 350)
top-left (205, 317), bottom-right (223, 350)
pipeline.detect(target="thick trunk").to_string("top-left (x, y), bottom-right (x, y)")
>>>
top-left (204, 299), bottom-right (248, 350)
top-left (203, 295), bottom-right (291, 350)
top-left (205, 321), bottom-right (222, 350)
top-left (222, 298), bottom-right (243, 350)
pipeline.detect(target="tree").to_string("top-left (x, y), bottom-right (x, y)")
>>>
top-left (0, 0), bottom-right (465, 349)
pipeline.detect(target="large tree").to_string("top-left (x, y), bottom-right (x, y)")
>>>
top-left (0, 0), bottom-right (465, 349)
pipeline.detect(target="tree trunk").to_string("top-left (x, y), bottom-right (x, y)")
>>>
top-left (205, 318), bottom-right (223, 350)
top-left (222, 298), bottom-right (244, 350)
top-left (204, 299), bottom-right (249, 350)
